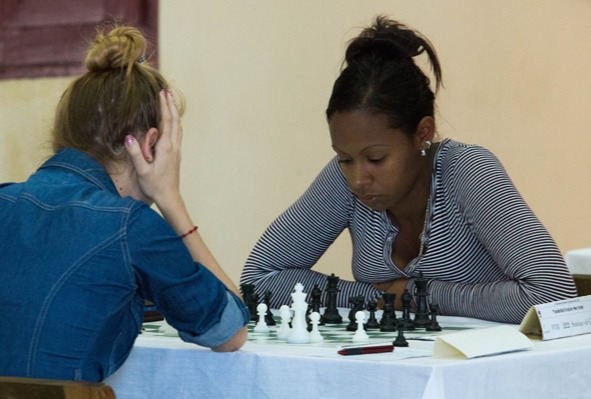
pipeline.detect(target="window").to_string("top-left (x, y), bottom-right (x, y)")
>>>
top-left (0, 0), bottom-right (158, 79)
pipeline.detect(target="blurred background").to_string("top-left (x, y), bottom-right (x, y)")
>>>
top-left (1, 0), bottom-right (590, 285)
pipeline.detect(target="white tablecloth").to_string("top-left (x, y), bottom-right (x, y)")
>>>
top-left (104, 313), bottom-right (591, 399)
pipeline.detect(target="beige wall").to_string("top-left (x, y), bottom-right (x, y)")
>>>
top-left (1, 0), bottom-right (590, 285)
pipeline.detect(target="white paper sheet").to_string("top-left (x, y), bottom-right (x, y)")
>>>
top-left (433, 325), bottom-right (532, 359)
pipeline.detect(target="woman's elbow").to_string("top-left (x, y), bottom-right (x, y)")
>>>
top-left (211, 325), bottom-right (248, 352)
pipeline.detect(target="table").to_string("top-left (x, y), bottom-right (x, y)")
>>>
top-left (104, 311), bottom-right (591, 399)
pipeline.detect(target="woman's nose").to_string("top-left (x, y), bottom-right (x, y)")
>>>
top-left (350, 163), bottom-right (371, 190)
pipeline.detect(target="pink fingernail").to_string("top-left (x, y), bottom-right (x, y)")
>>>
top-left (125, 135), bottom-right (135, 146)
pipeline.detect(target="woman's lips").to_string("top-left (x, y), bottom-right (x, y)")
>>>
top-left (359, 195), bottom-right (380, 207)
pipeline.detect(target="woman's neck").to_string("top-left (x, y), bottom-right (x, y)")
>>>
top-left (106, 160), bottom-right (151, 204)
top-left (387, 144), bottom-right (436, 227)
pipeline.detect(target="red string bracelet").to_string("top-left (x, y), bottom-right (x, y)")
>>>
top-left (181, 226), bottom-right (198, 238)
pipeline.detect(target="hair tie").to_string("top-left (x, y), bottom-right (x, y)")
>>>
top-left (137, 55), bottom-right (146, 64)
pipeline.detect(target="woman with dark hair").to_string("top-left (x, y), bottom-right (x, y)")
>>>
top-left (241, 17), bottom-right (576, 324)
top-left (0, 26), bottom-right (248, 382)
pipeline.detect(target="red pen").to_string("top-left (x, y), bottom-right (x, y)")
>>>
top-left (338, 345), bottom-right (394, 356)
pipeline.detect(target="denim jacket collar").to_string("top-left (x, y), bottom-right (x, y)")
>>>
top-left (39, 148), bottom-right (119, 196)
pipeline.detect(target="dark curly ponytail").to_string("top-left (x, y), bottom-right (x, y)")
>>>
top-left (326, 16), bottom-right (442, 134)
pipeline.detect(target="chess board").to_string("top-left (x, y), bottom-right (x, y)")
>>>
top-left (142, 316), bottom-right (473, 348)
top-left (247, 318), bottom-right (469, 348)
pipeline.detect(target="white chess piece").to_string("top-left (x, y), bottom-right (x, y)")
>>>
top-left (352, 311), bottom-right (369, 342)
top-left (254, 303), bottom-right (270, 333)
top-left (309, 312), bottom-right (323, 343)
top-left (277, 305), bottom-right (292, 340)
top-left (287, 283), bottom-right (310, 344)
top-left (159, 319), bottom-right (179, 337)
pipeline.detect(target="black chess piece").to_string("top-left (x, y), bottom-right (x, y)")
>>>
top-left (309, 284), bottom-right (324, 325)
top-left (426, 303), bottom-right (442, 332)
top-left (240, 283), bottom-right (253, 301)
top-left (346, 295), bottom-right (365, 331)
top-left (240, 283), bottom-right (256, 322)
top-left (306, 286), bottom-right (324, 332)
top-left (413, 272), bottom-right (430, 328)
top-left (250, 292), bottom-right (260, 322)
top-left (382, 293), bottom-right (396, 310)
top-left (393, 324), bottom-right (409, 347)
top-left (263, 291), bottom-right (276, 326)
top-left (400, 288), bottom-right (415, 331)
top-left (379, 293), bottom-right (397, 330)
top-left (379, 301), bottom-right (398, 332)
top-left (321, 273), bottom-right (343, 324)
top-left (365, 300), bottom-right (380, 329)
top-left (310, 285), bottom-right (323, 312)
top-left (306, 301), bottom-right (313, 331)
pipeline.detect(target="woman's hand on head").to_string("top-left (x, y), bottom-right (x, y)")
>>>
top-left (124, 90), bottom-right (240, 295)
top-left (125, 89), bottom-right (183, 208)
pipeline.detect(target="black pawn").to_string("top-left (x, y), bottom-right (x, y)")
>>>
top-left (393, 324), bottom-right (409, 347)
top-left (426, 304), bottom-right (442, 332)
top-left (365, 301), bottom-right (380, 329)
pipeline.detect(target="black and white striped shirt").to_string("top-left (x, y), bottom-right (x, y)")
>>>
top-left (241, 139), bottom-right (577, 323)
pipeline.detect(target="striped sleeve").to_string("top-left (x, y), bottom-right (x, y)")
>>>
top-left (428, 146), bottom-right (577, 323)
top-left (241, 158), bottom-right (381, 308)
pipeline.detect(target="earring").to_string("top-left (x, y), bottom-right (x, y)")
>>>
top-left (420, 141), bottom-right (432, 157)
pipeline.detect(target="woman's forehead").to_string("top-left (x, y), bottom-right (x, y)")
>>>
top-left (329, 110), bottom-right (411, 149)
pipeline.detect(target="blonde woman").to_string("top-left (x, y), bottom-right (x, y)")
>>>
top-left (0, 26), bottom-right (247, 381)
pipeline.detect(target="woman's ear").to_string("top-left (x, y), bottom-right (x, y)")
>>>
top-left (414, 116), bottom-right (436, 149)
top-left (139, 128), bottom-right (159, 163)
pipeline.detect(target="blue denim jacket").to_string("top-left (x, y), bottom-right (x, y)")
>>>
top-left (0, 149), bottom-right (249, 381)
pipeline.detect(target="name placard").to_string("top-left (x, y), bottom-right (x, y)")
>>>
top-left (519, 295), bottom-right (591, 340)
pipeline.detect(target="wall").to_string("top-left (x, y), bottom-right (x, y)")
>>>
top-left (1, 0), bottom-right (590, 285)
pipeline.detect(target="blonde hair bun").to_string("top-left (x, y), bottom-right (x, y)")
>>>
top-left (85, 26), bottom-right (147, 74)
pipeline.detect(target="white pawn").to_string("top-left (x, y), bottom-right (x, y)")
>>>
top-left (309, 312), bottom-right (323, 343)
top-left (277, 305), bottom-right (292, 340)
top-left (254, 303), bottom-right (270, 333)
top-left (352, 311), bottom-right (369, 342)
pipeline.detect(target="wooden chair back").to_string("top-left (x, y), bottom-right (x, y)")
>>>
top-left (0, 377), bottom-right (115, 399)
top-left (573, 274), bottom-right (591, 297)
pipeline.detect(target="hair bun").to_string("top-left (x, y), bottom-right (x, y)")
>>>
top-left (345, 17), bottom-right (428, 64)
top-left (85, 26), bottom-right (147, 73)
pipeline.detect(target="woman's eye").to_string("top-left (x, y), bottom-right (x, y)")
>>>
top-left (369, 157), bottom-right (384, 163)
top-left (338, 159), bottom-right (352, 164)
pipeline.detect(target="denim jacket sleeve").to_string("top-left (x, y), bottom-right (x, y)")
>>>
top-left (125, 203), bottom-right (248, 347)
